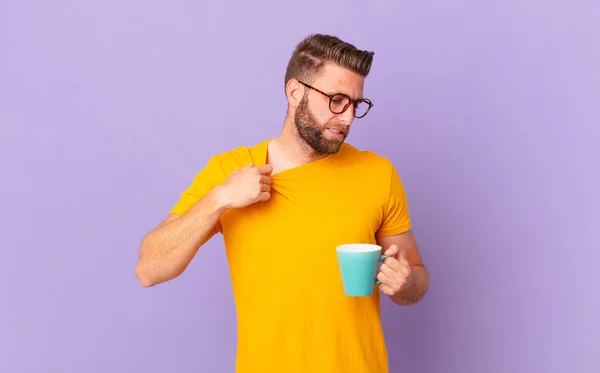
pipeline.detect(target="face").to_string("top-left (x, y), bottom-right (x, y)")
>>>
top-left (291, 63), bottom-right (365, 155)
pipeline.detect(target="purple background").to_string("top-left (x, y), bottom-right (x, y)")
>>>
top-left (1, 1), bottom-right (598, 372)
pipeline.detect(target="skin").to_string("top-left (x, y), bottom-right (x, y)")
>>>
top-left (135, 163), bottom-right (273, 287)
top-left (267, 63), bottom-right (362, 173)
top-left (135, 62), bottom-right (430, 306)
top-left (377, 233), bottom-right (430, 306)
top-left (275, 63), bottom-right (429, 305)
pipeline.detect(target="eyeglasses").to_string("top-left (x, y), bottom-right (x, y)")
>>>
top-left (297, 81), bottom-right (374, 118)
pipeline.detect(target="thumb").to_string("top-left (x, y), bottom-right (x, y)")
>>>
top-left (242, 162), bottom-right (253, 170)
top-left (257, 163), bottom-right (273, 175)
top-left (397, 250), bottom-right (409, 263)
top-left (384, 244), bottom-right (399, 257)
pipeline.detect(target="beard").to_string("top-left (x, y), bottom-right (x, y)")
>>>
top-left (294, 94), bottom-right (347, 155)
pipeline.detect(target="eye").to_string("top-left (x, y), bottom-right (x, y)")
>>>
top-left (331, 95), bottom-right (348, 104)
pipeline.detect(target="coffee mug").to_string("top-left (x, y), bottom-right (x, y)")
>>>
top-left (336, 243), bottom-right (389, 296)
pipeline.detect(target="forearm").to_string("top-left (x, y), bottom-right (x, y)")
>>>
top-left (136, 187), bottom-right (227, 286)
top-left (390, 265), bottom-right (430, 306)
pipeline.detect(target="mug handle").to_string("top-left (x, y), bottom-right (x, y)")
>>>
top-left (375, 255), bottom-right (389, 285)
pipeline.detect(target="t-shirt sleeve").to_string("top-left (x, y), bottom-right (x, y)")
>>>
top-left (376, 163), bottom-right (412, 236)
top-left (170, 155), bottom-right (223, 216)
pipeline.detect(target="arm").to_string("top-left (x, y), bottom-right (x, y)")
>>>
top-left (134, 162), bottom-right (273, 287)
top-left (376, 230), bottom-right (430, 306)
top-left (135, 187), bottom-right (227, 287)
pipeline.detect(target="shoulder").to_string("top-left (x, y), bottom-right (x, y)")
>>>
top-left (332, 143), bottom-right (407, 210)
top-left (336, 143), bottom-right (406, 195)
top-left (210, 145), bottom-right (251, 167)
top-left (203, 139), bottom-right (268, 177)
top-left (337, 143), bottom-right (395, 174)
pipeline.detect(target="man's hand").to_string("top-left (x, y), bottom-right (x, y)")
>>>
top-left (215, 163), bottom-right (273, 209)
top-left (376, 244), bottom-right (413, 297)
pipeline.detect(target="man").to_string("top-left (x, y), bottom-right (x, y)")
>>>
top-left (135, 34), bottom-right (430, 373)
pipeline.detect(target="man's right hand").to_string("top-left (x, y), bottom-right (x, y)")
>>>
top-left (214, 163), bottom-right (273, 209)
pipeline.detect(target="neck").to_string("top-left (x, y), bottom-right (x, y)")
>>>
top-left (270, 116), bottom-right (329, 166)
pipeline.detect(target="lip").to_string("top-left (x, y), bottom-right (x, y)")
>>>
top-left (326, 127), bottom-right (346, 137)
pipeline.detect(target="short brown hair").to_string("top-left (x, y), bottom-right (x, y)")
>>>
top-left (284, 34), bottom-right (374, 87)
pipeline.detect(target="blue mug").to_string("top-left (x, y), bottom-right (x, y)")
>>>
top-left (336, 243), bottom-right (389, 297)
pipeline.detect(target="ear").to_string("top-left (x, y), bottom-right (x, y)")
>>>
top-left (285, 79), bottom-right (304, 109)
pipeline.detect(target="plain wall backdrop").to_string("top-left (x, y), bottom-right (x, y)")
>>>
top-left (1, 1), bottom-right (598, 372)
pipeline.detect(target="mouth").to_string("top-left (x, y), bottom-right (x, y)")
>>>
top-left (326, 127), bottom-right (346, 137)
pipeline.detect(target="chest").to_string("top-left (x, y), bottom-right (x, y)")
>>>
top-left (220, 174), bottom-right (385, 249)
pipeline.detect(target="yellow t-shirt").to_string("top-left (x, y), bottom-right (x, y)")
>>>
top-left (171, 139), bottom-right (411, 373)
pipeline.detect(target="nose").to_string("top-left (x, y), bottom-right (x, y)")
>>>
top-left (339, 105), bottom-right (355, 126)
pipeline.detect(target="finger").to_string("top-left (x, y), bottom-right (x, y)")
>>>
top-left (260, 183), bottom-right (271, 192)
top-left (242, 162), bottom-right (253, 170)
top-left (383, 254), bottom-right (400, 268)
top-left (393, 251), bottom-right (410, 270)
top-left (384, 244), bottom-right (398, 257)
top-left (259, 192), bottom-right (271, 201)
top-left (376, 270), bottom-right (393, 286)
top-left (378, 268), bottom-right (406, 294)
top-left (257, 164), bottom-right (273, 175)
top-left (380, 264), bottom-right (410, 283)
top-left (379, 262), bottom-right (398, 277)
top-left (259, 175), bottom-right (272, 185)
top-left (378, 284), bottom-right (395, 296)
top-left (395, 260), bottom-right (411, 274)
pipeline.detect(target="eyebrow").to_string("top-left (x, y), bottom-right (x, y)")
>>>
top-left (328, 89), bottom-right (364, 101)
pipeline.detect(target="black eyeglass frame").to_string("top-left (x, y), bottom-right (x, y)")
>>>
top-left (297, 80), bottom-right (374, 119)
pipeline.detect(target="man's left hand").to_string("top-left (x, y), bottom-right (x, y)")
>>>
top-left (376, 244), bottom-right (413, 296)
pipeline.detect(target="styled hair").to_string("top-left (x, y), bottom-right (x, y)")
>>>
top-left (284, 34), bottom-right (374, 87)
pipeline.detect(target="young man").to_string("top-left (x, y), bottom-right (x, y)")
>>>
top-left (136, 34), bottom-right (430, 373)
